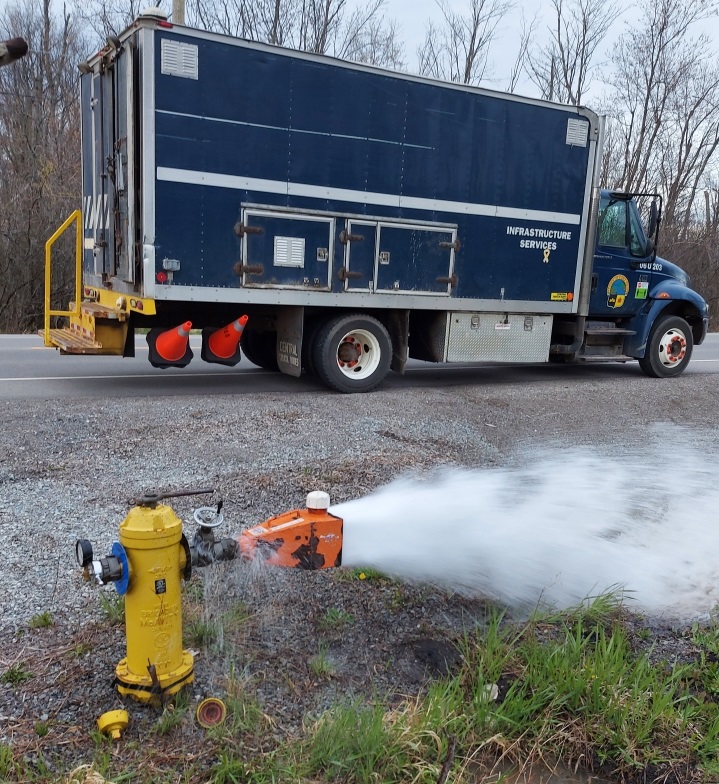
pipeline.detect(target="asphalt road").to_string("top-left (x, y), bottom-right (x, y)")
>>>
top-left (0, 332), bottom-right (717, 400)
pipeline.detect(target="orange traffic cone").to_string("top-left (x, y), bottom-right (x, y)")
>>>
top-left (147, 321), bottom-right (194, 368)
top-left (201, 315), bottom-right (248, 367)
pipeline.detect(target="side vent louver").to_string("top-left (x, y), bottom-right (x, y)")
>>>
top-left (566, 118), bottom-right (589, 147)
top-left (160, 39), bottom-right (198, 80)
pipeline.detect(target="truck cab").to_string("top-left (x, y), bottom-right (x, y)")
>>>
top-left (579, 190), bottom-right (709, 377)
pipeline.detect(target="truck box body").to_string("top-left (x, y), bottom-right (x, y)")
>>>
top-left (45, 14), bottom-right (704, 390)
top-left (81, 21), bottom-right (598, 324)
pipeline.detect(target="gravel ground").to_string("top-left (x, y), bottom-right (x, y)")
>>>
top-left (1, 367), bottom-right (718, 780)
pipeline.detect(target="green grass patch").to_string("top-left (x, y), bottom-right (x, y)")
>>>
top-left (184, 618), bottom-right (220, 648)
top-left (309, 643), bottom-right (336, 679)
top-left (29, 611), bottom-right (53, 629)
top-left (317, 607), bottom-right (355, 632)
top-left (0, 662), bottom-right (33, 686)
top-left (98, 591), bottom-right (125, 625)
top-left (9, 593), bottom-right (719, 784)
top-left (0, 744), bottom-right (16, 779)
top-left (151, 691), bottom-right (190, 736)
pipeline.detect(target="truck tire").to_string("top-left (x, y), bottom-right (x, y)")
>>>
top-left (240, 328), bottom-right (279, 371)
top-left (639, 315), bottom-right (693, 378)
top-left (312, 315), bottom-right (392, 393)
top-left (301, 319), bottom-right (323, 377)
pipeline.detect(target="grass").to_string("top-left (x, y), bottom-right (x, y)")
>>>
top-left (8, 593), bottom-right (719, 783)
top-left (184, 618), bottom-right (220, 648)
top-left (0, 744), bottom-right (15, 779)
top-left (317, 607), bottom-right (355, 632)
top-left (207, 670), bottom-right (268, 741)
top-left (29, 611), bottom-right (53, 629)
top-left (151, 691), bottom-right (190, 736)
top-left (72, 642), bottom-right (92, 657)
top-left (98, 591), bottom-right (125, 624)
top-left (0, 662), bottom-right (33, 685)
top-left (309, 644), bottom-right (336, 678)
top-left (34, 721), bottom-right (49, 738)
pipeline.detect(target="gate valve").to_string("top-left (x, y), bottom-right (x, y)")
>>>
top-left (189, 499), bottom-right (238, 566)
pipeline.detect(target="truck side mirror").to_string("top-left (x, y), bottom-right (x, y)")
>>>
top-left (647, 200), bottom-right (659, 238)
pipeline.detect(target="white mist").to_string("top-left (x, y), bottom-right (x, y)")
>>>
top-left (332, 449), bottom-right (719, 620)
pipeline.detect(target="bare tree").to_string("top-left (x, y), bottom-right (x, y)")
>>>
top-left (417, 0), bottom-right (513, 85)
top-left (0, 0), bottom-right (86, 332)
top-left (76, 0), bottom-right (153, 40)
top-left (604, 0), bottom-right (718, 194)
top-left (185, 0), bottom-right (404, 67)
top-left (188, 0), bottom-right (292, 42)
top-left (600, 0), bottom-right (719, 317)
top-left (526, 0), bottom-right (620, 104)
top-left (332, 1), bottom-right (404, 67)
top-left (506, 10), bottom-right (538, 93)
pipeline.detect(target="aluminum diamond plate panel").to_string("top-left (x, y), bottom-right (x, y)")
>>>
top-left (447, 313), bottom-right (553, 363)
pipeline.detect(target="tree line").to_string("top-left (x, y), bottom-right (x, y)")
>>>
top-left (0, 0), bottom-right (717, 332)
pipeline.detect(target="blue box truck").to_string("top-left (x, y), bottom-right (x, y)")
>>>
top-left (42, 10), bottom-right (709, 392)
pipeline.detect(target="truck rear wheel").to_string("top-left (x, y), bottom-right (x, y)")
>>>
top-left (312, 315), bottom-right (392, 393)
top-left (240, 328), bottom-right (279, 371)
top-left (639, 315), bottom-right (693, 378)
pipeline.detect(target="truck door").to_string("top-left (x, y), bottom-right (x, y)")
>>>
top-left (112, 41), bottom-right (138, 283)
top-left (375, 223), bottom-right (456, 294)
top-left (81, 70), bottom-right (110, 278)
top-left (339, 220), bottom-right (377, 291)
top-left (82, 44), bottom-right (137, 283)
top-left (589, 196), bottom-right (653, 317)
top-left (241, 210), bottom-right (334, 290)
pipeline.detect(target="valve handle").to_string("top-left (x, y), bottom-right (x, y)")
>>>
top-left (131, 487), bottom-right (215, 506)
top-left (193, 506), bottom-right (224, 529)
top-left (157, 487), bottom-right (214, 500)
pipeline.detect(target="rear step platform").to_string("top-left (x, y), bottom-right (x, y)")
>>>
top-left (40, 301), bottom-right (129, 355)
top-left (43, 327), bottom-right (102, 353)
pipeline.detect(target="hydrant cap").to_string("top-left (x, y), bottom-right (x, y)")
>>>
top-left (97, 709), bottom-right (129, 740)
top-left (306, 491), bottom-right (330, 510)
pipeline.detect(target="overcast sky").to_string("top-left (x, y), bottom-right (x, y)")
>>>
top-left (1, 0), bottom-right (717, 101)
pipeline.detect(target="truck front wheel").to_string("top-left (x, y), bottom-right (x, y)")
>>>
top-left (639, 315), bottom-right (693, 378)
top-left (312, 315), bottom-right (392, 393)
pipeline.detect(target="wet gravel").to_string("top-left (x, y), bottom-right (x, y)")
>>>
top-left (1, 367), bottom-right (718, 779)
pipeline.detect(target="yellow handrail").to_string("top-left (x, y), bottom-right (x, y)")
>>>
top-left (43, 209), bottom-right (83, 346)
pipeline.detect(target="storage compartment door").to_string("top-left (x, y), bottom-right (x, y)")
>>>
top-left (242, 211), bottom-right (333, 289)
top-left (447, 313), bottom-right (553, 363)
top-left (339, 220), bottom-right (377, 292)
top-left (375, 224), bottom-right (456, 294)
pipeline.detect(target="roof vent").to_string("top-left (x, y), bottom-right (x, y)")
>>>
top-left (139, 6), bottom-right (168, 20)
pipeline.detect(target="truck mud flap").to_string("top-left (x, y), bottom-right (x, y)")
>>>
top-left (276, 306), bottom-right (303, 377)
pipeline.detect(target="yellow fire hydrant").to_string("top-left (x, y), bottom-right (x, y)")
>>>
top-left (115, 495), bottom-right (194, 701)
top-left (76, 488), bottom-right (236, 704)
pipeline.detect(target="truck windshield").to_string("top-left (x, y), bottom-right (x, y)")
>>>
top-left (598, 198), bottom-right (626, 247)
